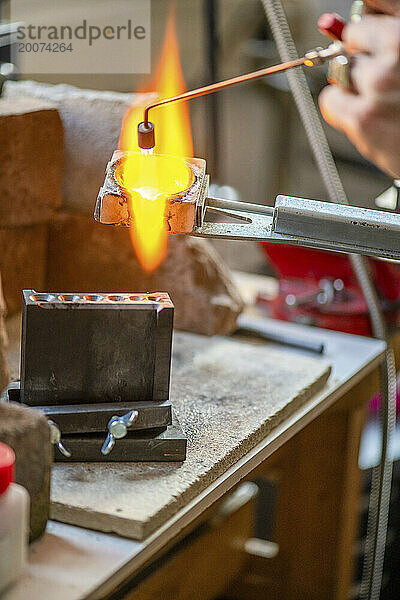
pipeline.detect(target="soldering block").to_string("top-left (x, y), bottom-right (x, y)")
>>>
top-left (0, 223), bottom-right (48, 315)
top-left (20, 290), bottom-right (174, 406)
top-left (95, 151), bottom-right (208, 234)
top-left (0, 95), bottom-right (63, 226)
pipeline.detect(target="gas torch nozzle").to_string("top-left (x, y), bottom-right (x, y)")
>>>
top-left (137, 120), bottom-right (155, 153)
top-left (304, 41), bottom-right (345, 67)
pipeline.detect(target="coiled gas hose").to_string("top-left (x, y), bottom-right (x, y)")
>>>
top-left (260, 1), bottom-right (396, 598)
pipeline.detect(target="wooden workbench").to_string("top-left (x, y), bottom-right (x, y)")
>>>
top-left (3, 274), bottom-right (385, 600)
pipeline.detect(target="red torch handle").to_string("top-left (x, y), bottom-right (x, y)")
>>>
top-left (318, 12), bottom-right (346, 41)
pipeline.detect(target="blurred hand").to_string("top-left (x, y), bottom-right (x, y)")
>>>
top-left (319, 4), bottom-right (400, 178)
top-left (363, 0), bottom-right (400, 15)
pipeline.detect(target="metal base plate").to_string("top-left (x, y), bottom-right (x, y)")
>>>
top-left (6, 382), bottom-right (172, 433)
top-left (4, 382), bottom-right (187, 462)
top-left (56, 420), bottom-right (187, 462)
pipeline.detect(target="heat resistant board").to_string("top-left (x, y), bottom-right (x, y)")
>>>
top-left (50, 331), bottom-right (331, 540)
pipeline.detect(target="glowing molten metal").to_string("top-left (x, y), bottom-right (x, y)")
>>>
top-left (118, 13), bottom-right (193, 272)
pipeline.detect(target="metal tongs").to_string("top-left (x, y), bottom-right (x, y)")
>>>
top-left (191, 195), bottom-right (400, 262)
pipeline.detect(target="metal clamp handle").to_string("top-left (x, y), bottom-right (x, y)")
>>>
top-left (101, 410), bottom-right (138, 455)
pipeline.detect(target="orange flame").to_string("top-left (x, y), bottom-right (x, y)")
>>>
top-left (119, 11), bottom-right (193, 273)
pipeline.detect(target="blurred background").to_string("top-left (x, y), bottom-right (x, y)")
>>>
top-left (1, 1), bottom-right (398, 597)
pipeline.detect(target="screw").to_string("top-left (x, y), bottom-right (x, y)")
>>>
top-left (101, 410), bottom-right (138, 456)
top-left (48, 420), bottom-right (71, 458)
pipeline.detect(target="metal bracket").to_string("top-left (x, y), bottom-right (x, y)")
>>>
top-left (192, 195), bottom-right (400, 262)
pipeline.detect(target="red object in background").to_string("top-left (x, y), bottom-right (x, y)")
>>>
top-left (318, 12), bottom-right (346, 41)
top-left (259, 244), bottom-right (400, 336)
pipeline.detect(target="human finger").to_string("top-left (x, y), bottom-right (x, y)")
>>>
top-left (363, 0), bottom-right (400, 16)
top-left (319, 84), bottom-right (366, 133)
top-left (350, 53), bottom-right (400, 96)
top-left (343, 15), bottom-right (400, 54)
